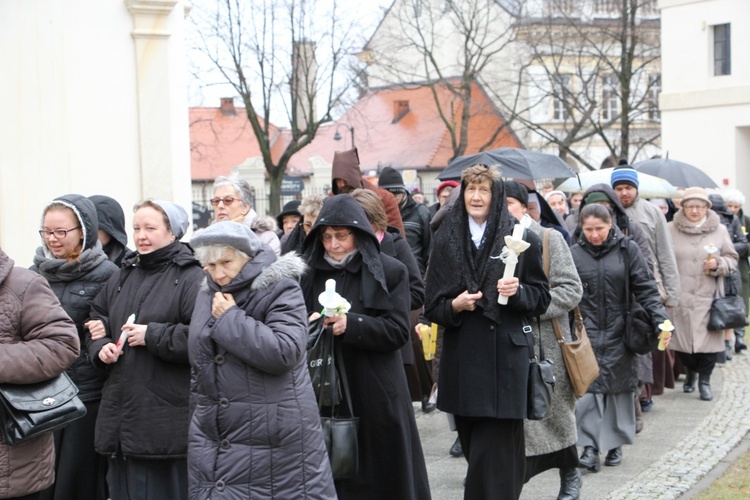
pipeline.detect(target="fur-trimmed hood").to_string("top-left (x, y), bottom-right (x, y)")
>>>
top-left (201, 250), bottom-right (307, 295)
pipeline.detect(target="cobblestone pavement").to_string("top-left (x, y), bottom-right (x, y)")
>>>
top-left (416, 352), bottom-right (750, 499)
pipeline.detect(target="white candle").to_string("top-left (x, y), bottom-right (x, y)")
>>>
top-left (325, 279), bottom-right (336, 306)
top-left (498, 224), bottom-right (528, 305)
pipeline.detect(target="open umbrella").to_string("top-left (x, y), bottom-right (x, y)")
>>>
top-left (438, 147), bottom-right (578, 181)
top-left (557, 168), bottom-right (682, 199)
top-left (634, 158), bottom-right (718, 189)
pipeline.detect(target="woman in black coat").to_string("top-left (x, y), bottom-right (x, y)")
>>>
top-left (424, 165), bottom-right (551, 500)
top-left (300, 194), bottom-right (431, 500)
top-left (33, 194), bottom-right (118, 500)
top-left (86, 200), bottom-right (204, 500)
top-left (571, 204), bottom-right (668, 472)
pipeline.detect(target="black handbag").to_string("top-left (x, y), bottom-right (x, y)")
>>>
top-left (319, 338), bottom-right (359, 480)
top-left (708, 278), bottom-right (749, 331)
top-left (622, 241), bottom-right (659, 355)
top-left (0, 372), bottom-right (87, 445)
top-left (526, 319), bottom-right (555, 421)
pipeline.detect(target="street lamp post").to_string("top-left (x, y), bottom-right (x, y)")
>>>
top-left (333, 122), bottom-right (355, 149)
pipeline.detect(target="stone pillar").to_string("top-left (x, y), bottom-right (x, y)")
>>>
top-left (125, 0), bottom-right (191, 206)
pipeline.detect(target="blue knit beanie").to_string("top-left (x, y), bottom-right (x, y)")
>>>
top-left (610, 162), bottom-right (639, 190)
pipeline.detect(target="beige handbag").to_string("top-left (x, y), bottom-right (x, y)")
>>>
top-left (542, 229), bottom-right (600, 398)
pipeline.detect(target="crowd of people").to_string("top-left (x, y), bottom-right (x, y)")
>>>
top-left (1, 149), bottom-right (748, 500)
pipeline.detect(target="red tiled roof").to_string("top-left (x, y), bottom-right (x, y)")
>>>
top-left (190, 83), bottom-right (521, 180)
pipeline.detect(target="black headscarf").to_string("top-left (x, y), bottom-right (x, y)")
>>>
top-left (303, 194), bottom-right (392, 310)
top-left (425, 171), bottom-right (516, 325)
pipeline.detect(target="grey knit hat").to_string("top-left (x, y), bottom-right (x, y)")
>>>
top-left (151, 200), bottom-right (190, 240)
top-left (190, 221), bottom-right (261, 257)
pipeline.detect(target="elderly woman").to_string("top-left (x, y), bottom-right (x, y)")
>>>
top-left (300, 194), bottom-right (430, 500)
top-left (188, 222), bottom-right (335, 499)
top-left (424, 166), bottom-right (551, 499)
top-left (32, 194), bottom-right (118, 500)
top-left (281, 193), bottom-right (326, 255)
top-left (571, 204), bottom-right (668, 471)
top-left (669, 188), bottom-right (739, 401)
top-left (504, 182), bottom-right (584, 499)
top-left (86, 200), bottom-right (204, 499)
top-left (0, 248), bottom-right (79, 500)
top-left (723, 188), bottom-right (750, 353)
top-left (212, 174), bottom-right (280, 256)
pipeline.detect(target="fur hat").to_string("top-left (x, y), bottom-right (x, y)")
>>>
top-left (611, 161), bottom-right (640, 190)
top-left (682, 187), bottom-right (712, 209)
top-left (190, 221), bottom-right (262, 257)
top-left (151, 200), bottom-right (190, 240)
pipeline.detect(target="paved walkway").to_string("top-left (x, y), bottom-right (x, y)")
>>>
top-left (415, 352), bottom-right (750, 499)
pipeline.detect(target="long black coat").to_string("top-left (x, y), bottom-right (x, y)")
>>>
top-left (571, 229), bottom-right (668, 394)
top-left (87, 241), bottom-right (204, 458)
top-left (301, 194), bottom-right (430, 500)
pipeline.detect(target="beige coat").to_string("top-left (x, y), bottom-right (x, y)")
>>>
top-left (669, 210), bottom-right (738, 354)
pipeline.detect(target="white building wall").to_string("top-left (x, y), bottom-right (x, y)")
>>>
top-left (0, 0), bottom-right (192, 264)
top-left (660, 0), bottom-right (750, 195)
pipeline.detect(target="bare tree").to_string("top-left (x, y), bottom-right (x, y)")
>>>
top-left (189, 0), bottom-right (365, 213)
top-left (363, 0), bottom-right (520, 161)
top-left (499, 0), bottom-right (661, 168)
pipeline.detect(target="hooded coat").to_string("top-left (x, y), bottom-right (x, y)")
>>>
top-left (571, 227), bottom-right (668, 394)
top-left (188, 250), bottom-right (335, 499)
top-left (709, 195), bottom-right (747, 294)
top-left (669, 209), bottom-right (739, 354)
top-left (88, 195), bottom-right (130, 268)
top-left (32, 194), bottom-right (118, 402)
top-left (424, 177), bottom-right (551, 419)
top-left (300, 195), bottom-right (430, 500)
top-left (0, 249), bottom-right (79, 498)
top-left (87, 241), bottom-right (204, 459)
top-left (331, 148), bottom-right (405, 236)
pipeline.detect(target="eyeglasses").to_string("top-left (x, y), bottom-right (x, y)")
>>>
top-left (210, 196), bottom-right (243, 207)
top-left (683, 203), bottom-right (708, 211)
top-left (39, 226), bottom-right (81, 239)
top-left (321, 230), bottom-right (352, 243)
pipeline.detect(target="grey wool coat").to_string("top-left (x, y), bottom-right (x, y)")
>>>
top-left (669, 209), bottom-right (738, 354)
top-left (188, 249), bottom-right (335, 500)
top-left (523, 219), bottom-right (583, 457)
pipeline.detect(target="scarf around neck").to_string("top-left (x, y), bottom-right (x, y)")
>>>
top-left (33, 243), bottom-right (108, 283)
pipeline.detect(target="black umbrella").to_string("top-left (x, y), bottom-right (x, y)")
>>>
top-left (438, 147), bottom-right (578, 181)
top-left (634, 157), bottom-right (718, 189)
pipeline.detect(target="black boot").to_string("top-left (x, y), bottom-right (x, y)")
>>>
top-left (557, 467), bottom-right (581, 500)
top-left (449, 436), bottom-right (463, 457)
top-left (683, 370), bottom-right (696, 393)
top-left (699, 372), bottom-right (713, 401)
top-left (421, 396), bottom-right (436, 414)
top-left (736, 330), bottom-right (748, 354)
top-left (604, 447), bottom-right (622, 466)
top-left (578, 446), bottom-right (600, 472)
top-left (725, 340), bottom-right (733, 361)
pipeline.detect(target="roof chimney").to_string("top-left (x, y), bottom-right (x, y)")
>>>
top-left (220, 97), bottom-right (236, 116)
top-left (393, 100), bottom-right (410, 123)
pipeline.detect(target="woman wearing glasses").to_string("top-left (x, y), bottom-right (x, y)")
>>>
top-left (300, 194), bottom-right (430, 499)
top-left (211, 174), bottom-right (281, 256)
top-left (31, 194), bottom-right (118, 500)
top-left (86, 200), bottom-right (204, 499)
top-left (669, 187), bottom-right (738, 401)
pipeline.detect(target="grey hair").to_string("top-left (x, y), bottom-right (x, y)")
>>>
top-left (299, 193), bottom-right (326, 217)
top-left (213, 174), bottom-right (253, 207)
top-left (193, 244), bottom-right (251, 266)
top-left (722, 189), bottom-right (746, 206)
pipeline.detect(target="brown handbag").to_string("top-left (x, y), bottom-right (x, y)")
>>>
top-left (542, 229), bottom-right (600, 398)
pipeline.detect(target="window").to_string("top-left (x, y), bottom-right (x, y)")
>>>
top-left (648, 75), bottom-right (661, 121)
top-left (552, 73), bottom-right (571, 121)
top-left (713, 24), bottom-right (731, 76)
top-left (601, 74), bottom-right (619, 121)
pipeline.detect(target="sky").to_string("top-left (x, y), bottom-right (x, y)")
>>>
top-left (186, 0), bottom-right (394, 121)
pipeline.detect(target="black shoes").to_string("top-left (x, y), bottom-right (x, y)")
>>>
top-left (640, 398), bottom-right (653, 412)
top-left (421, 396), bottom-right (436, 414)
top-left (735, 332), bottom-right (748, 354)
top-left (699, 373), bottom-right (713, 401)
top-left (683, 370), bottom-right (696, 393)
top-left (449, 436), bottom-right (463, 457)
top-left (557, 468), bottom-right (581, 500)
top-left (604, 447), bottom-right (622, 467)
top-left (725, 340), bottom-right (733, 361)
top-left (578, 446), bottom-right (600, 472)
